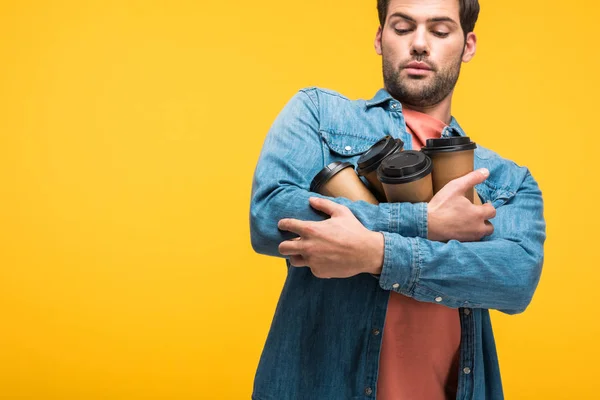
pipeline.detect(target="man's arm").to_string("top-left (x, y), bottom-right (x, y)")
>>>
top-left (277, 167), bottom-right (544, 314)
top-left (250, 89), bottom-right (427, 257)
top-left (378, 169), bottom-right (546, 314)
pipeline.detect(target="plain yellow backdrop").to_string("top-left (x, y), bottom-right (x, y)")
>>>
top-left (0, 0), bottom-right (598, 398)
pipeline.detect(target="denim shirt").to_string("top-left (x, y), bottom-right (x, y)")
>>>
top-left (249, 87), bottom-right (546, 400)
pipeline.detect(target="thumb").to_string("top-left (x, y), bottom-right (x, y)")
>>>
top-left (308, 197), bottom-right (346, 217)
top-left (451, 168), bottom-right (489, 193)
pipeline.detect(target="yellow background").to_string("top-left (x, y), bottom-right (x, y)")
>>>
top-left (0, 0), bottom-right (597, 398)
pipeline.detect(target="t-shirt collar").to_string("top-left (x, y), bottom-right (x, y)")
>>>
top-left (366, 88), bottom-right (467, 138)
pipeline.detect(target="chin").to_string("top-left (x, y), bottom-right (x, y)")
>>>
top-left (406, 76), bottom-right (428, 81)
top-left (402, 81), bottom-right (429, 94)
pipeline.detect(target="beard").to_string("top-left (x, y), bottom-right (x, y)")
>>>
top-left (382, 51), bottom-right (463, 108)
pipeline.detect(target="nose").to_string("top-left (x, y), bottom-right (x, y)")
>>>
top-left (410, 27), bottom-right (430, 57)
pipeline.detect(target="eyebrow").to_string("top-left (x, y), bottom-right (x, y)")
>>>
top-left (388, 12), bottom-right (458, 26)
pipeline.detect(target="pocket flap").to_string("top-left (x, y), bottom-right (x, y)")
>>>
top-left (320, 130), bottom-right (380, 156)
top-left (477, 180), bottom-right (516, 208)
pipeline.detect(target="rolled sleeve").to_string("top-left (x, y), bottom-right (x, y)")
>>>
top-left (376, 232), bottom-right (417, 294)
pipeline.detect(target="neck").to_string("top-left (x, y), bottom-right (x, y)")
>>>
top-left (400, 92), bottom-right (453, 125)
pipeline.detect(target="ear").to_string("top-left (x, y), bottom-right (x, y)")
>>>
top-left (374, 26), bottom-right (383, 55)
top-left (462, 32), bottom-right (477, 63)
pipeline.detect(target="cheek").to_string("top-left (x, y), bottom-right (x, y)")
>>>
top-left (381, 41), bottom-right (403, 63)
top-left (382, 32), bottom-right (408, 55)
top-left (436, 45), bottom-right (464, 67)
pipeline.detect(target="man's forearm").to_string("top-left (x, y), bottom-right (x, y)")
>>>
top-left (375, 171), bottom-right (546, 314)
top-left (378, 233), bottom-right (543, 314)
top-left (250, 183), bottom-right (427, 258)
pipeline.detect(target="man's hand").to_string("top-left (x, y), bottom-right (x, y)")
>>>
top-left (428, 168), bottom-right (497, 242)
top-left (277, 197), bottom-right (384, 278)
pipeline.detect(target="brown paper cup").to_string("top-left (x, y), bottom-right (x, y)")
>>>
top-left (377, 151), bottom-right (434, 203)
top-left (357, 136), bottom-right (404, 201)
top-left (474, 189), bottom-right (482, 205)
top-left (362, 170), bottom-right (386, 202)
top-left (311, 162), bottom-right (379, 205)
top-left (382, 175), bottom-right (434, 203)
top-left (421, 137), bottom-right (477, 203)
top-left (428, 150), bottom-right (475, 202)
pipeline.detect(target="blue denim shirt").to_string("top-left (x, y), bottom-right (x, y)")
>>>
top-left (249, 87), bottom-right (546, 400)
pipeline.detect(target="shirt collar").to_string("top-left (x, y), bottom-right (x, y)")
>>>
top-left (365, 88), bottom-right (395, 108)
top-left (365, 88), bottom-right (468, 137)
top-left (448, 117), bottom-right (466, 137)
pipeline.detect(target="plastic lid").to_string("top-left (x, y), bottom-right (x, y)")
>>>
top-left (310, 161), bottom-right (355, 193)
top-left (377, 151), bottom-right (432, 184)
top-left (357, 136), bottom-right (404, 174)
top-left (421, 136), bottom-right (477, 154)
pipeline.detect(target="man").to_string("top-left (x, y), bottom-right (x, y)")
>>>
top-left (249, 0), bottom-right (546, 399)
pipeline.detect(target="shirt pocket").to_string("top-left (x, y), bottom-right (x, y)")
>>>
top-left (320, 129), bottom-right (381, 158)
top-left (476, 180), bottom-right (516, 208)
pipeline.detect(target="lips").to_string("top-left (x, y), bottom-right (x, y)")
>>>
top-left (404, 61), bottom-right (432, 71)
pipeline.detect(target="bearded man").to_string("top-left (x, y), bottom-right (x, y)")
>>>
top-left (249, 1), bottom-right (546, 399)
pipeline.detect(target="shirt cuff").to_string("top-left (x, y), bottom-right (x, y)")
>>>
top-left (378, 232), bottom-right (419, 295)
top-left (381, 201), bottom-right (428, 238)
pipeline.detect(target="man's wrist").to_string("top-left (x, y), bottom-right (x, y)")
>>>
top-left (365, 231), bottom-right (384, 275)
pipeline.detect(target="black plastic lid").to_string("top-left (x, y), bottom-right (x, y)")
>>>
top-left (377, 151), bottom-right (432, 184)
top-left (310, 161), bottom-right (355, 192)
top-left (421, 136), bottom-right (477, 154)
top-left (357, 136), bottom-right (404, 174)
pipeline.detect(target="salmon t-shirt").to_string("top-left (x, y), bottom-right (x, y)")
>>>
top-left (376, 108), bottom-right (461, 400)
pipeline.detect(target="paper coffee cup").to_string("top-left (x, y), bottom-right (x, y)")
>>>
top-left (377, 151), bottom-right (434, 203)
top-left (421, 137), bottom-right (477, 203)
top-left (357, 136), bottom-right (404, 201)
top-left (310, 161), bottom-right (379, 205)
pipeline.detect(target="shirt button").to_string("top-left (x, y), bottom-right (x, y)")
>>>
top-left (372, 328), bottom-right (380, 336)
top-left (392, 283), bottom-right (400, 289)
top-left (344, 145), bottom-right (352, 151)
top-left (365, 387), bottom-right (373, 396)
top-left (463, 367), bottom-right (471, 374)
top-left (464, 308), bottom-right (471, 315)
top-left (391, 103), bottom-right (398, 109)
top-left (435, 296), bottom-right (443, 302)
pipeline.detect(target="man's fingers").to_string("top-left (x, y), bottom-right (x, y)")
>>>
top-left (483, 220), bottom-right (494, 237)
top-left (308, 197), bottom-right (348, 217)
top-left (478, 203), bottom-right (497, 220)
top-left (278, 218), bottom-right (311, 236)
top-left (449, 168), bottom-right (490, 193)
top-left (278, 238), bottom-right (304, 256)
top-left (289, 255), bottom-right (307, 267)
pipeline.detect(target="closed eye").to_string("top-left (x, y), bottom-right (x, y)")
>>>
top-left (432, 31), bottom-right (450, 38)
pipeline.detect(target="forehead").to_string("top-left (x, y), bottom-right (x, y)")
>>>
top-left (386, 0), bottom-right (460, 21)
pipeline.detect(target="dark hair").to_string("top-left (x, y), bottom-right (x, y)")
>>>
top-left (376, 0), bottom-right (480, 37)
